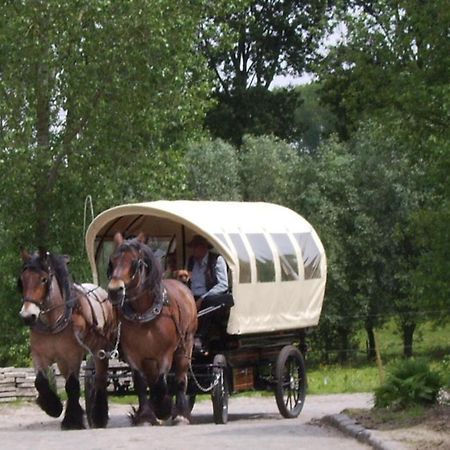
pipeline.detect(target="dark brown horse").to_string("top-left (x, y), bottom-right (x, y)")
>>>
top-left (107, 232), bottom-right (197, 424)
top-left (18, 249), bottom-right (117, 429)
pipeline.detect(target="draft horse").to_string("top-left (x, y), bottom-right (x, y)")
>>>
top-left (107, 232), bottom-right (197, 424)
top-left (18, 249), bottom-right (117, 429)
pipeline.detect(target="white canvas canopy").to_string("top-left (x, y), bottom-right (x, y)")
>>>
top-left (85, 200), bottom-right (327, 335)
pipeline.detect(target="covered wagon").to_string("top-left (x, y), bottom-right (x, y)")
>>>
top-left (85, 200), bottom-right (327, 423)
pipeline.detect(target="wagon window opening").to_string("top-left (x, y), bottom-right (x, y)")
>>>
top-left (270, 234), bottom-right (299, 281)
top-left (95, 239), bottom-right (114, 288)
top-left (293, 232), bottom-right (321, 279)
top-left (246, 233), bottom-right (275, 283)
top-left (146, 235), bottom-right (174, 269)
top-left (228, 233), bottom-right (251, 283)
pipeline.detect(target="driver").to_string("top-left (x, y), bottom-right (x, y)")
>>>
top-left (187, 235), bottom-right (228, 352)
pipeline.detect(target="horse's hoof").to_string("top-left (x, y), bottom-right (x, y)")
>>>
top-left (128, 406), bottom-right (159, 426)
top-left (153, 395), bottom-right (173, 421)
top-left (36, 394), bottom-right (63, 418)
top-left (168, 416), bottom-right (190, 426)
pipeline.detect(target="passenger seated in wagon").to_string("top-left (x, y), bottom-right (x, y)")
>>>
top-left (187, 234), bottom-right (232, 353)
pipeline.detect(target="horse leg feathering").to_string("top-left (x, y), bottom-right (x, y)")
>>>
top-left (61, 374), bottom-right (85, 430)
top-left (35, 370), bottom-right (63, 418)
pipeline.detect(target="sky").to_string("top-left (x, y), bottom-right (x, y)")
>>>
top-left (272, 72), bottom-right (314, 88)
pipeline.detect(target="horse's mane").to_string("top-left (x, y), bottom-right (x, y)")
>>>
top-left (23, 251), bottom-right (72, 303)
top-left (117, 238), bottom-right (163, 302)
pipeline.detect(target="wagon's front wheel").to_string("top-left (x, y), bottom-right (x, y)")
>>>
top-left (211, 354), bottom-right (229, 424)
top-left (275, 345), bottom-right (306, 418)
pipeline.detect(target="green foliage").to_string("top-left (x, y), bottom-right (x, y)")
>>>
top-left (0, 0), bottom-right (211, 365)
top-left (294, 136), bottom-right (362, 362)
top-left (206, 87), bottom-right (302, 146)
top-left (318, 0), bottom-right (450, 142)
top-left (293, 83), bottom-right (338, 152)
top-left (309, 0), bottom-right (450, 362)
top-left (239, 134), bottom-right (299, 205)
top-left (374, 359), bottom-right (442, 408)
top-left (0, 0), bottom-right (211, 243)
top-left (201, 0), bottom-right (331, 144)
top-left (438, 356), bottom-right (450, 390)
top-left (185, 138), bottom-right (241, 200)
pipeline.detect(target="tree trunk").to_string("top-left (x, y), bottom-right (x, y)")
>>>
top-left (402, 322), bottom-right (416, 358)
top-left (35, 57), bottom-right (51, 246)
top-left (365, 324), bottom-right (376, 361)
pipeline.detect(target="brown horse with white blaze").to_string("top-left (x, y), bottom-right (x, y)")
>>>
top-left (107, 232), bottom-right (197, 424)
top-left (18, 249), bottom-right (117, 429)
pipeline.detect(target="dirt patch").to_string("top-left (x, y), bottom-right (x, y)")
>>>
top-left (344, 405), bottom-right (449, 432)
top-left (344, 405), bottom-right (450, 449)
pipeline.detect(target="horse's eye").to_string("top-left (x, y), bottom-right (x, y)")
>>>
top-left (41, 277), bottom-right (48, 284)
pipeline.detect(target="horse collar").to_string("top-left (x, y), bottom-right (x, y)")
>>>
top-left (32, 301), bottom-right (74, 334)
top-left (121, 287), bottom-right (169, 323)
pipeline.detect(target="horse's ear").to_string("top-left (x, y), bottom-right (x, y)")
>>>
top-left (137, 232), bottom-right (146, 243)
top-left (20, 248), bottom-right (31, 262)
top-left (38, 247), bottom-right (50, 266)
top-left (114, 232), bottom-right (124, 247)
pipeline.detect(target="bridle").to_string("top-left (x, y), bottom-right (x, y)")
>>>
top-left (108, 249), bottom-right (168, 323)
top-left (19, 265), bottom-right (74, 334)
top-left (108, 249), bottom-right (150, 302)
top-left (20, 267), bottom-right (54, 313)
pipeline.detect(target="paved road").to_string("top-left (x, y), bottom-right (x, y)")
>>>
top-left (0, 394), bottom-right (373, 450)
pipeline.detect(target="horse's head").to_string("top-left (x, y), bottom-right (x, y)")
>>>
top-left (18, 248), bottom-right (70, 326)
top-left (107, 232), bottom-right (159, 305)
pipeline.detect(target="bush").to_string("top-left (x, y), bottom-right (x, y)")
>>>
top-left (438, 355), bottom-right (450, 390)
top-left (375, 358), bottom-right (442, 409)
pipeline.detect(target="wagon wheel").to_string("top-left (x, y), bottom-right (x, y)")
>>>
top-left (275, 345), bottom-right (306, 418)
top-left (84, 355), bottom-right (95, 428)
top-left (211, 354), bottom-right (229, 424)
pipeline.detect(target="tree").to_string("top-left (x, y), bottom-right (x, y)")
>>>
top-left (0, 0), bottom-right (211, 365)
top-left (239, 134), bottom-right (299, 205)
top-left (350, 121), bottom-right (423, 358)
top-left (205, 86), bottom-right (302, 146)
top-left (293, 82), bottom-right (338, 152)
top-left (185, 138), bottom-right (241, 200)
top-left (294, 136), bottom-right (363, 363)
top-left (0, 0), bottom-right (210, 247)
top-left (318, 0), bottom-right (450, 142)
top-left (294, 119), bottom-right (426, 361)
top-left (317, 0), bottom-right (450, 341)
top-left (200, 0), bottom-right (332, 144)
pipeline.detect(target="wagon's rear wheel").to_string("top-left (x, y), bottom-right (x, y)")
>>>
top-left (84, 355), bottom-right (95, 428)
top-left (211, 354), bottom-right (229, 424)
top-left (275, 345), bottom-right (306, 418)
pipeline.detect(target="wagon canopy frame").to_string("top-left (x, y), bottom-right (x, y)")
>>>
top-left (85, 200), bottom-right (327, 335)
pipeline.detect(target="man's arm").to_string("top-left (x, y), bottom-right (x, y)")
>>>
top-left (201, 255), bottom-right (228, 299)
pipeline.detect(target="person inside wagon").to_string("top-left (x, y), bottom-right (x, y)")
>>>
top-left (187, 234), bottom-right (230, 353)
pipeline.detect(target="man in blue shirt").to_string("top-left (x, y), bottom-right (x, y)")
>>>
top-left (187, 235), bottom-right (229, 352)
